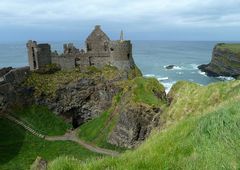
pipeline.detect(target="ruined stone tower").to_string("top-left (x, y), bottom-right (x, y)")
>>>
top-left (26, 40), bottom-right (51, 70)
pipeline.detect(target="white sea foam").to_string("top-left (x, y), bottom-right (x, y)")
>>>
top-left (177, 71), bottom-right (183, 75)
top-left (144, 74), bottom-right (156, 78)
top-left (189, 64), bottom-right (199, 70)
top-left (164, 64), bottom-right (199, 71)
top-left (217, 76), bottom-right (235, 81)
top-left (172, 66), bottom-right (182, 70)
top-left (157, 77), bottom-right (169, 81)
top-left (162, 81), bottom-right (176, 93)
top-left (198, 70), bottom-right (207, 76)
top-left (164, 65), bottom-right (182, 70)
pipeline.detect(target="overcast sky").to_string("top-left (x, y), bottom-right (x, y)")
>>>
top-left (0, 0), bottom-right (240, 42)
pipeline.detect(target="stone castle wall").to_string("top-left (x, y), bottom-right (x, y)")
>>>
top-left (27, 41), bottom-right (52, 70)
top-left (109, 41), bottom-right (135, 70)
top-left (51, 55), bottom-right (76, 70)
top-left (27, 26), bottom-right (135, 71)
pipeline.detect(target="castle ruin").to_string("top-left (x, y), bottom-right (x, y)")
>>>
top-left (27, 25), bottom-right (135, 71)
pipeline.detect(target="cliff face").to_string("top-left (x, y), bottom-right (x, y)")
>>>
top-left (198, 43), bottom-right (240, 77)
top-left (1, 65), bottom-right (167, 148)
top-left (108, 77), bottom-right (166, 148)
top-left (22, 66), bottom-right (167, 148)
top-left (0, 67), bottom-right (33, 113)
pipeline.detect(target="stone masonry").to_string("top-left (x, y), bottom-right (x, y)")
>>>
top-left (27, 25), bottom-right (135, 71)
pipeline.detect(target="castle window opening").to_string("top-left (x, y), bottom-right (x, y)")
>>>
top-left (32, 47), bottom-right (37, 69)
top-left (104, 42), bottom-right (108, 51)
top-left (127, 53), bottom-right (130, 59)
top-left (33, 61), bottom-right (37, 69)
top-left (110, 48), bottom-right (114, 51)
top-left (87, 43), bottom-right (92, 51)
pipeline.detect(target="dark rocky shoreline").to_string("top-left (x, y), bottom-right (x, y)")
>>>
top-left (198, 43), bottom-right (240, 78)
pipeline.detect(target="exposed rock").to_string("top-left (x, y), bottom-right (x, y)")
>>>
top-left (108, 77), bottom-right (166, 148)
top-left (30, 156), bottom-right (47, 170)
top-left (165, 65), bottom-right (175, 69)
top-left (0, 67), bottom-right (32, 113)
top-left (108, 104), bottom-right (162, 148)
top-left (198, 43), bottom-right (240, 77)
top-left (0, 67), bottom-right (12, 77)
top-left (34, 73), bottom-right (123, 127)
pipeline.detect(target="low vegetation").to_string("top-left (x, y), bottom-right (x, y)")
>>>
top-left (24, 65), bottom-right (142, 98)
top-left (78, 77), bottom-right (166, 150)
top-left (165, 80), bottom-right (240, 125)
top-left (24, 68), bottom-right (84, 98)
top-left (48, 79), bottom-right (240, 170)
top-left (0, 118), bottom-right (100, 170)
top-left (130, 77), bottom-right (166, 106)
top-left (217, 43), bottom-right (240, 53)
top-left (13, 105), bottom-right (71, 136)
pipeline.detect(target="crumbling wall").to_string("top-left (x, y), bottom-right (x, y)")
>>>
top-left (109, 41), bottom-right (135, 70)
top-left (51, 55), bottom-right (76, 70)
top-left (26, 41), bottom-right (52, 70)
top-left (86, 25), bottom-right (110, 53)
top-left (36, 44), bottom-right (52, 68)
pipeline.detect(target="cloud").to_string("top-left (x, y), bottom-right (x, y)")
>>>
top-left (0, 0), bottom-right (240, 41)
top-left (0, 0), bottom-right (240, 29)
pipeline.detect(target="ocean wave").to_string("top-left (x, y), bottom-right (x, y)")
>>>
top-left (177, 71), bottom-right (183, 75)
top-left (198, 70), bottom-right (207, 76)
top-left (157, 77), bottom-right (169, 81)
top-left (161, 81), bottom-right (176, 93)
top-left (217, 76), bottom-right (235, 81)
top-left (164, 65), bottom-right (182, 70)
top-left (189, 64), bottom-right (199, 70)
top-left (164, 64), bottom-right (199, 71)
top-left (144, 74), bottom-right (156, 78)
top-left (172, 66), bottom-right (182, 70)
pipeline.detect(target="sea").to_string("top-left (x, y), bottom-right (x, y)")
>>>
top-left (0, 41), bottom-right (235, 92)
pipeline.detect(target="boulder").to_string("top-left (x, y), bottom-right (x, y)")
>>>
top-left (165, 65), bottom-right (175, 69)
top-left (30, 156), bottom-right (47, 170)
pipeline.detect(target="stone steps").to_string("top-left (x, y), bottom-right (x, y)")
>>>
top-left (5, 114), bottom-right (45, 139)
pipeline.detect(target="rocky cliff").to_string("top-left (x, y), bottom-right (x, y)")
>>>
top-left (108, 77), bottom-right (166, 148)
top-left (1, 64), bottom-right (167, 148)
top-left (198, 43), bottom-right (240, 77)
top-left (0, 67), bottom-right (33, 113)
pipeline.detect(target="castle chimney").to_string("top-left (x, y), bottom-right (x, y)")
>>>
top-left (120, 30), bottom-right (124, 42)
top-left (95, 25), bottom-right (101, 29)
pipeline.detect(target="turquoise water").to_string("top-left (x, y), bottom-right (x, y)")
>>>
top-left (0, 41), bottom-right (233, 91)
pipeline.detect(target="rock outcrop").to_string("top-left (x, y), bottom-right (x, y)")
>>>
top-left (0, 67), bottom-right (32, 113)
top-left (24, 66), bottom-right (140, 128)
top-left (108, 77), bottom-right (166, 148)
top-left (36, 76), bottom-right (123, 127)
top-left (3, 65), bottom-right (165, 148)
top-left (30, 156), bottom-right (47, 170)
top-left (198, 43), bottom-right (240, 77)
top-left (108, 104), bottom-right (162, 148)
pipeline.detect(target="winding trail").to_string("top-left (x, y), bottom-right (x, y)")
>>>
top-left (3, 114), bottom-right (119, 157)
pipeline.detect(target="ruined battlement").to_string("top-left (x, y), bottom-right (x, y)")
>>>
top-left (27, 25), bottom-right (135, 71)
top-left (27, 41), bottom-right (51, 70)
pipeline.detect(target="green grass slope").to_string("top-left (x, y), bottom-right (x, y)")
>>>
top-left (48, 80), bottom-right (240, 170)
top-left (0, 118), bottom-right (100, 170)
top-left (217, 43), bottom-right (240, 53)
top-left (165, 80), bottom-right (240, 125)
top-left (78, 77), bottom-right (166, 150)
top-left (13, 105), bottom-right (71, 136)
top-left (48, 101), bottom-right (240, 170)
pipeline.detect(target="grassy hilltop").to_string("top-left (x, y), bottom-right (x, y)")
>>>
top-left (1, 64), bottom-right (240, 170)
top-left (48, 80), bottom-right (240, 170)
